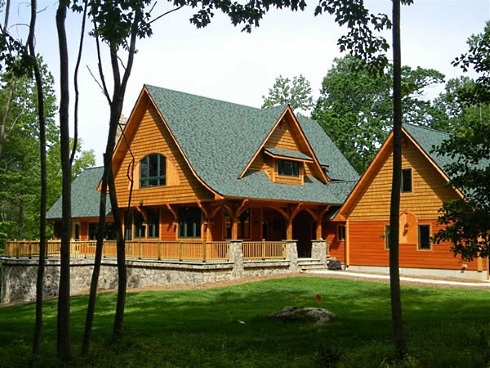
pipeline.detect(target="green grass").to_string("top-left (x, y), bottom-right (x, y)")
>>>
top-left (1, 276), bottom-right (490, 367)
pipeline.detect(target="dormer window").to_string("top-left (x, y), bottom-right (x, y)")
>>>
top-left (140, 153), bottom-right (166, 188)
top-left (278, 159), bottom-right (299, 177)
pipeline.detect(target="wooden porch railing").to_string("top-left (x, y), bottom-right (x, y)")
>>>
top-left (242, 240), bottom-right (286, 260)
top-left (4, 240), bottom-right (230, 262)
top-left (3, 240), bottom-right (287, 262)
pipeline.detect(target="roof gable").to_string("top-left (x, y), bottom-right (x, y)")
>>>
top-left (335, 124), bottom-right (463, 220)
top-left (241, 106), bottom-right (328, 183)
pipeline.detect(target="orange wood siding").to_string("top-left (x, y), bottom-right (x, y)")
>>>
top-left (324, 222), bottom-right (345, 262)
top-left (348, 219), bottom-right (484, 271)
top-left (114, 105), bottom-right (214, 206)
top-left (267, 119), bottom-right (300, 151)
top-left (160, 208), bottom-right (177, 241)
top-left (350, 139), bottom-right (459, 220)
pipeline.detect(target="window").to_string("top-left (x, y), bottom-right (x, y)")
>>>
top-left (178, 207), bottom-right (201, 238)
top-left (418, 225), bottom-right (431, 250)
top-left (384, 225), bottom-right (390, 250)
top-left (401, 168), bottom-right (412, 193)
top-left (88, 222), bottom-right (116, 240)
top-left (147, 209), bottom-right (160, 238)
top-left (134, 211), bottom-right (146, 238)
top-left (278, 159), bottom-right (299, 177)
top-left (140, 153), bottom-right (166, 188)
top-left (337, 225), bottom-right (346, 241)
top-left (238, 209), bottom-right (250, 239)
top-left (223, 209), bottom-right (251, 239)
top-left (124, 212), bottom-right (133, 240)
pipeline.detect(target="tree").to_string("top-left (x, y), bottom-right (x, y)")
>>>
top-left (55, 0), bottom-right (75, 360)
top-left (433, 22), bottom-right (490, 263)
top-left (0, 63), bottom-right (66, 241)
top-left (389, 0), bottom-right (407, 357)
top-left (262, 74), bottom-right (314, 114)
top-left (312, 55), bottom-right (444, 173)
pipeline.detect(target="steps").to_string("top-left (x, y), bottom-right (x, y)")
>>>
top-left (298, 258), bottom-right (343, 272)
top-left (298, 258), bottom-right (329, 272)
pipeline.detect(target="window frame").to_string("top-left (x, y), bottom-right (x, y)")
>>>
top-left (401, 168), bottom-right (412, 193)
top-left (223, 209), bottom-right (251, 239)
top-left (418, 224), bottom-right (431, 250)
top-left (384, 225), bottom-right (390, 250)
top-left (134, 211), bottom-right (146, 238)
top-left (277, 159), bottom-right (300, 177)
top-left (178, 207), bottom-right (202, 238)
top-left (337, 225), bottom-right (346, 241)
top-left (140, 153), bottom-right (166, 188)
top-left (147, 209), bottom-right (160, 238)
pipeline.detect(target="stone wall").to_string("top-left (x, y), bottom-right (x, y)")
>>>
top-left (1, 240), bottom-right (329, 304)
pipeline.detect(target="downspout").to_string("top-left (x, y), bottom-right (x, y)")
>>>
top-left (345, 219), bottom-right (350, 269)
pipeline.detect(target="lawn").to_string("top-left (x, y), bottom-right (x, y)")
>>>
top-left (0, 276), bottom-right (489, 367)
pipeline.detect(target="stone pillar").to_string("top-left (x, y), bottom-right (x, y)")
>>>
top-left (311, 239), bottom-right (327, 266)
top-left (229, 240), bottom-right (243, 279)
top-left (286, 240), bottom-right (299, 271)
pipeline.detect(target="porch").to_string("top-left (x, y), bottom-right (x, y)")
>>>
top-left (1, 239), bottom-right (330, 304)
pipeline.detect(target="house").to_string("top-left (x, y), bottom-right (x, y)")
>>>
top-left (1, 85), bottom-right (361, 303)
top-left (43, 84), bottom-right (358, 259)
top-left (331, 123), bottom-right (488, 280)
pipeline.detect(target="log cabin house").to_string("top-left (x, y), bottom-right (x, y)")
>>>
top-left (44, 84), bottom-right (359, 262)
top-left (331, 124), bottom-right (488, 280)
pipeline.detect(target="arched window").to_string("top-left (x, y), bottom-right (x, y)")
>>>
top-left (140, 153), bottom-right (166, 188)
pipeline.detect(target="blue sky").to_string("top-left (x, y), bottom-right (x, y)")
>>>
top-left (7, 0), bottom-right (490, 165)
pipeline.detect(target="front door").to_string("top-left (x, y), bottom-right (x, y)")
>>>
top-left (293, 211), bottom-right (314, 258)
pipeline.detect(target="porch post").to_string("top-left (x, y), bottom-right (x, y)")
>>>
top-left (285, 240), bottom-right (299, 272)
top-left (311, 239), bottom-right (327, 266)
top-left (231, 216), bottom-right (238, 240)
top-left (286, 219), bottom-right (293, 240)
top-left (229, 240), bottom-right (243, 279)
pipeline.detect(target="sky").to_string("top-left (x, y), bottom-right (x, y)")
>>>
top-left (7, 0), bottom-right (490, 166)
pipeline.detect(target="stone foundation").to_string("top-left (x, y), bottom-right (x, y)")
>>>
top-left (0, 240), bottom-right (329, 304)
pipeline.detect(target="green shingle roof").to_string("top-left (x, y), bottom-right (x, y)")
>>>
top-left (264, 147), bottom-right (313, 161)
top-left (46, 166), bottom-right (111, 220)
top-left (146, 85), bottom-right (359, 204)
top-left (403, 123), bottom-right (453, 175)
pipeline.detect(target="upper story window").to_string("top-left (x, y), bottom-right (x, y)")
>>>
top-left (140, 153), bottom-right (166, 188)
top-left (278, 159), bottom-right (299, 177)
top-left (401, 168), bottom-right (412, 193)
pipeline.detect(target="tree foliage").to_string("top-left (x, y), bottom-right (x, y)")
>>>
top-left (0, 62), bottom-right (93, 244)
top-left (261, 74), bottom-right (314, 114)
top-left (312, 55), bottom-right (445, 173)
top-left (433, 22), bottom-right (490, 261)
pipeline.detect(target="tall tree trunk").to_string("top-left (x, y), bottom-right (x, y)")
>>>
top-left (28, 0), bottom-right (48, 355)
top-left (108, 101), bottom-right (126, 338)
top-left (56, 1), bottom-right (72, 361)
top-left (389, 0), bottom-right (406, 357)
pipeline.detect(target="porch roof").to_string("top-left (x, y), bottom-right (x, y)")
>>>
top-left (46, 166), bottom-right (111, 220)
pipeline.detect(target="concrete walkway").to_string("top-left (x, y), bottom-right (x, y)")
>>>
top-left (306, 269), bottom-right (490, 288)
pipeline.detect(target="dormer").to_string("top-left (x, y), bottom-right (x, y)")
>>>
top-left (263, 147), bottom-right (313, 185)
top-left (240, 106), bottom-right (329, 185)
